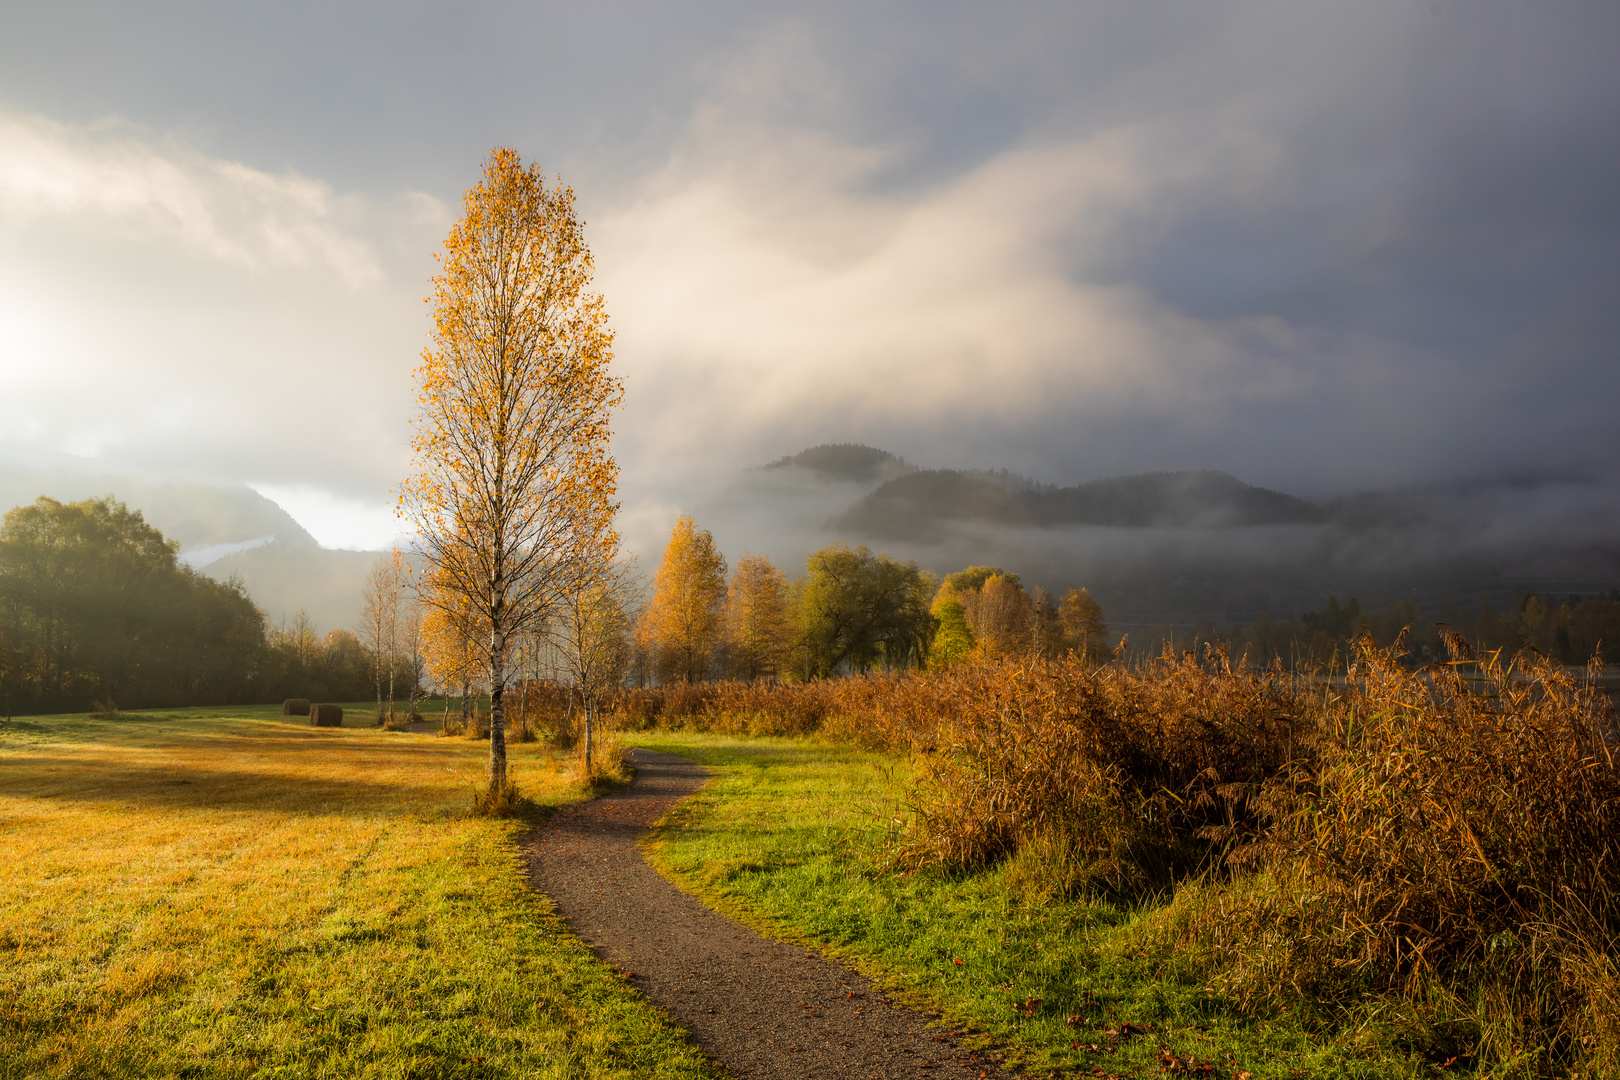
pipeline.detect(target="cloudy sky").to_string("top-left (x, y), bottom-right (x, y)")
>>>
top-left (2, 1), bottom-right (1616, 554)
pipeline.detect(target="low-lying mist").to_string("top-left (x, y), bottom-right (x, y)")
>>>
top-left (623, 444), bottom-right (1620, 635)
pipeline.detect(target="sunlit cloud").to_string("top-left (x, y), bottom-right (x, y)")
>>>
top-left (0, 109), bottom-right (448, 504)
top-left (0, 110), bottom-right (389, 286)
top-left (590, 100), bottom-right (1440, 506)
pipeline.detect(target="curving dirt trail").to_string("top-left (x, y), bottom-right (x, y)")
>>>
top-left (524, 748), bottom-right (1013, 1079)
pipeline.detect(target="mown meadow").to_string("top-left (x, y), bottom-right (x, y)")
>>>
top-left (0, 705), bottom-right (714, 1080)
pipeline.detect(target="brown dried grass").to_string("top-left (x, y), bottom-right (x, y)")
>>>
top-left (1169, 633), bottom-right (1620, 1073)
top-left (879, 645), bottom-right (1309, 894)
top-left (616, 637), bottom-right (1619, 1073)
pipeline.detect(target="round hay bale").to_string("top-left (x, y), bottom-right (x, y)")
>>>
top-left (282, 698), bottom-right (312, 716)
top-left (310, 704), bottom-right (344, 727)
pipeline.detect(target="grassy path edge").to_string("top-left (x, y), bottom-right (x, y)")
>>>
top-left (626, 733), bottom-right (1431, 1080)
top-left (631, 737), bottom-right (1067, 1076)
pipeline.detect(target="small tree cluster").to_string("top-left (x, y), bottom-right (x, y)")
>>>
top-left (634, 519), bottom-right (937, 683)
top-left (357, 553), bottom-right (425, 721)
top-left (926, 565), bottom-right (1110, 668)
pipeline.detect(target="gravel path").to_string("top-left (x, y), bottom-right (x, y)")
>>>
top-left (524, 748), bottom-right (1014, 1079)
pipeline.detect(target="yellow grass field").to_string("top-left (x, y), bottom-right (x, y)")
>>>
top-left (0, 705), bottom-right (715, 1080)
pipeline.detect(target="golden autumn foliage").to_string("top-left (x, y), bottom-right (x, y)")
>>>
top-left (637, 516), bottom-right (727, 684)
top-left (932, 566), bottom-right (1035, 662)
top-left (420, 578), bottom-right (484, 716)
top-left (720, 554), bottom-right (795, 681)
top-left (1059, 586), bottom-right (1109, 662)
top-left (963, 573), bottom-right (1034, 660)
top-left (402, 147), bottom-right (621, 792)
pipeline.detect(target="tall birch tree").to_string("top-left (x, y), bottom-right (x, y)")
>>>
top-left (403, 148), bottom-right (622, 795)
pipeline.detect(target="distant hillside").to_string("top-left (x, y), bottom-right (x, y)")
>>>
top-left (763, 443), bottom-right (914, 484)
top-left (204, 543), bottom-right (382, 635)
top-left (0, 457), bottom-right (318, 556)
top-left (835, 468), bottom-right (1324, 541)
top-left (0, 454), bottom-right (381, 634)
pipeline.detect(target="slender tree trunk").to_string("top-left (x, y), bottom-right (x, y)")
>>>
top-left (583, 694), bottom-right (594, 776)
top-left (488, 632), bottom-right (508, 792)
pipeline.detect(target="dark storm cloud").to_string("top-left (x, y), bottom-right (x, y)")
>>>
top-left (2, 1), bottom-right (1617, 549)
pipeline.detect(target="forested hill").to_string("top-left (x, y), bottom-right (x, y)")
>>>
top-left (835, 468), bottom-right (1324, 541)
top-left (0, 458), bottom-right (318, 554)
top-left (763, 443), bottom-right (914, 484)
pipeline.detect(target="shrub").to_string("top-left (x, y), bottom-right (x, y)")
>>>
top-left (1173, 635), bottom-right (1620, 1073)
top-left (619, 638), bottom-right (1619, 1073)
top-left (470, 781), bottom-right (533, 818)
top-left (885, 646), bottom-right (1308, 894)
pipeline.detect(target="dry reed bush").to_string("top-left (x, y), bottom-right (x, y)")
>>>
top-left (469, 779), bottom-right (534, 817)
top-left (611, 678), bottom-right (843, 736)
top-left (889, 647), bottom-right (1309, 894)
top-left (583, 726), bottom-right (630, 785)
top-left (460, 706), bottom-right (491, 740)
top-left (1159, 633), bottom-right (1620, 1074)
top-left (378, 711), bottom-right (417, 732)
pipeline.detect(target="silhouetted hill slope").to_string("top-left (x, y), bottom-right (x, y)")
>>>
top-left (763, 443), bottom-right (914, 484)
top-left (0, 457), bottom-right (318, 554)
top-left (203, 543), bottom-right (380, 634)
top-left (836, 468), bottom-right (1324, 541)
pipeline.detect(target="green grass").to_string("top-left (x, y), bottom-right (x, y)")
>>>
top-left (631, 732), bottom-right (1438, 1079)
top-left (0, 705), bottom-right (717, 1080)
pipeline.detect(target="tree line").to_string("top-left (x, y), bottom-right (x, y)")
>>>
top-left (1151, 590), bottom-right (1620, 669)
top-left (621, 515), bottom-right (1113, 685)
top-left (0, 495), bottom-right (433, 716)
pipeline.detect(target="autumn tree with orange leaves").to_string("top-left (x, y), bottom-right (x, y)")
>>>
top-left (721, 554), bottom-right (795, 681)
top-left (402, 148), bottom-right (622, 796)
top-left (637, 516), bottom-right (727, 684)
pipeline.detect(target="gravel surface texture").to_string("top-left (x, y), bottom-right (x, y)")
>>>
top-left (524, 748), bottom-right (1014, 1079)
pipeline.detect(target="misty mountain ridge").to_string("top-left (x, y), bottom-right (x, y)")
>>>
top-left (762, 443), bottom-right (915, 484)
top-left (695, 445), bottom-right (1620, 626)
top-left (0, 454), bottom-right (377, 633)
top-left (836, 467), bottom-right (1324, 542)
top-left (0, 456), bottom-right (318, 555)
